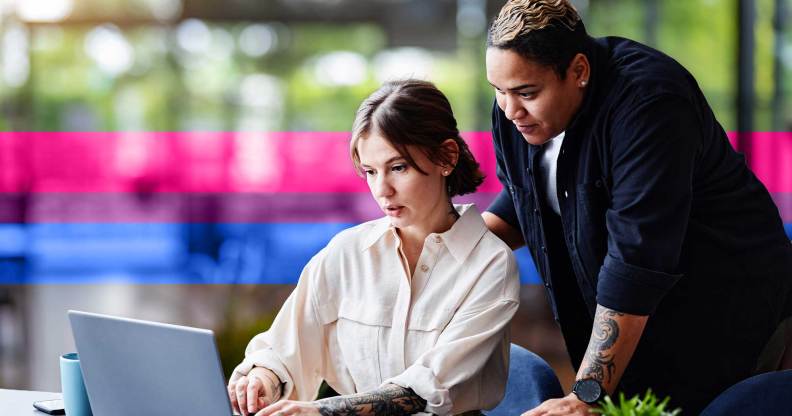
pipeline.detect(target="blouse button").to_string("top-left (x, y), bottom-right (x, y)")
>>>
top-left (420, 264), bottom-right (429, 273)
top-left (434, 236), bottom-right (442, 243)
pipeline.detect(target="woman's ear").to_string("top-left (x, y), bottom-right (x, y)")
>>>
top-left (441, 138), bottom-right (460, 170)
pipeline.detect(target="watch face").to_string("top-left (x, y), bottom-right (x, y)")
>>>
top-left (574, 379), bottom-right (603, 404)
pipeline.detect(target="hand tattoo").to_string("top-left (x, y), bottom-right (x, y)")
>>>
top-left (315, 384), bottom-right (426, 416)
top-left (582, 308), bottom-right (623, 384)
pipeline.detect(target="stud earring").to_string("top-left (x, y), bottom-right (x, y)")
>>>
top-left (443, 170), bottom-right (449, 176)
top-left (580, 80), bottom-right (588, 87)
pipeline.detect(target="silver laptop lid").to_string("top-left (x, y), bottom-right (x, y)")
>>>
top-left (68, 310), bottom-right (234, 416)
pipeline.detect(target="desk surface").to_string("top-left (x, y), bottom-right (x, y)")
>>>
top-left (0, 389), bottom-right (62, 415)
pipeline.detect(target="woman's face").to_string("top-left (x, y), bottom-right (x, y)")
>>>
top-left (357, 132), bottom-right (449, 232)
top-left (486, 47), bottom-right (588, 146)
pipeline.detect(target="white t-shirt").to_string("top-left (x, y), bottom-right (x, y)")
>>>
top-left (231, 204), bottom-right (520, 415)
top-left (538, 132), bottom-right (565, 215)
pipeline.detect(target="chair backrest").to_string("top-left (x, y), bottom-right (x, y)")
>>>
top-left (701, 370), bottom-right (792, 415)
top-left (484, 344), bottom-right (564, 416)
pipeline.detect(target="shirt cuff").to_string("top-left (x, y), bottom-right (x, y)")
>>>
top-left (487, 189), bottom-right (519, 230)
top-left (382, 364), bottom-right (453, 416)
top-left (231, 349), bottom-right (295, 400)
top-left (596, 255), bottom-right (682, 315)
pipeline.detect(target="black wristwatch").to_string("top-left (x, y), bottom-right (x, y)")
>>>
top-left (572, 378), bottom-right (606, 404)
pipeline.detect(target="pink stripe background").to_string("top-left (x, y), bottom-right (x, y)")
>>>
top-left (727, 132), bottom-right (792, 194)
top-left (2, 131), bottom-right (789, 194)
top-left (0, 132), bottom-right (500, 194)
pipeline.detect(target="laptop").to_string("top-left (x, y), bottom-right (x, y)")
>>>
top-left (68, 310), bottom-right (237, 416)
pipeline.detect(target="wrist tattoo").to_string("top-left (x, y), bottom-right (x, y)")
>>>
top-left (315, 384), bottom-right (426, 416)
top-left (582, 308), bottom-right (624, 384)
top-left (270, 380), bottom-right (283, 402)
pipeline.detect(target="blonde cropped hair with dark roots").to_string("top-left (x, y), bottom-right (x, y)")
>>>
top-left (487, 0), bottom-right (588, 78)
top-left (489, 0), bottom-right (581, 45)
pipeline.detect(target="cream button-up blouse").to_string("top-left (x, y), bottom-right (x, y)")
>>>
top-left (230, 204), bottom-right (520, 415)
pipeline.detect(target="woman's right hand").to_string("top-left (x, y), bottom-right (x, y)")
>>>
top-left (228, 367), bottom-right (282, 415)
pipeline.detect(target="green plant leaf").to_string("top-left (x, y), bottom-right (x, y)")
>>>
top-left (593, 389), bottom-right (682, 416)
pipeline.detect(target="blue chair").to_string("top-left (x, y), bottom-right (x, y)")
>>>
top-left (484, 344), bottom-right (564, 415)
top-left (701, 370), bottom-right (792, 415)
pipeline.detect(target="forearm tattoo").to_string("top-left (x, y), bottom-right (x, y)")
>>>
top-left (315, 384), bottom-right (427, 416)
top-left (581, 308), bottom-right (624, 384)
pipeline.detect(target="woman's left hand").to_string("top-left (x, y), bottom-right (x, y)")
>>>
top-left (254, 400), bottom-right (321, 416)
top-left (521, 393), bottom-right (595, 416)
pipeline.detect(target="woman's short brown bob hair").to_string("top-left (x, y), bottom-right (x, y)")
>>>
top-left (350, 79), bottom-right (484, 197)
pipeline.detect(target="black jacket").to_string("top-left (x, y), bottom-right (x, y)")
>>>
top-left (488, 36), bottom-right (792, 413)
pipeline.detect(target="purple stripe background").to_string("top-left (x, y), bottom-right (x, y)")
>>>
top-left (0, 192), bottom-right (501, 223)
top-left (1, 192), bottom-right (789, 223)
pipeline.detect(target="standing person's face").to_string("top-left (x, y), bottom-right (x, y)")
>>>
top-left (356, 132), bottom-right (449, 232)
top-left (486, 47), bottom-right (589, 146)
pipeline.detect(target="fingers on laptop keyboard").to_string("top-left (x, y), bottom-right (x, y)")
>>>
top-left (228, 383), bottom-right (238, 414)
top-left (247, 376), bottom-right (267, 413)
top-left (229, 374), bottom-right (273, 415)
top-left (237, 375), bottom-right (251, 414)
top-left (231, 375), bottom-right (249, 414)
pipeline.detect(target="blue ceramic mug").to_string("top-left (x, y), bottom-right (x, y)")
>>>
top-left (59, 353), bottom-right (93, 416)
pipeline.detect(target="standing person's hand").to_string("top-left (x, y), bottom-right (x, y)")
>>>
top-left (521, 393), bottom-right (595, 416)
top-left (228, 367), bottom-right (282, 415)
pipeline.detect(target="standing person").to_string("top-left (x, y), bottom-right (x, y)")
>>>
top-left (482, 0), bottom-right (792, 414)
top-left (227, 80), bottom-right (522, 416)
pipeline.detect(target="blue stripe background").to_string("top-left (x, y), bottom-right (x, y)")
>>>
top-left (0, 223), bottom-right (543, 285)
top-left (4, 222), bottom-right (790, 285)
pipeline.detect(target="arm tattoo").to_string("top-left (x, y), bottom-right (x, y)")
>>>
top-left (581, 308), bottom-right (624, 384)
top-left (315, 384), bottom-right (427, 416)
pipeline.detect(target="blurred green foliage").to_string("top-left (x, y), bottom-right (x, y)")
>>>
top-left (216, 308), bottom-right (276, 380)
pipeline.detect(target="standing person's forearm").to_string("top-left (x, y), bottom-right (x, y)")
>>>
top-left (483, 212), bottom-right (525, 250)
top-left (577, 305), bottom-right (649, 394)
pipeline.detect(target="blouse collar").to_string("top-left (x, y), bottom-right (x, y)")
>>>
top-left (361, 204), bottom-right (488, 263)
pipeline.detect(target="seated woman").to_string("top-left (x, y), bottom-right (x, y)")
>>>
top-left (227, 80), bottom-right (520, 416)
